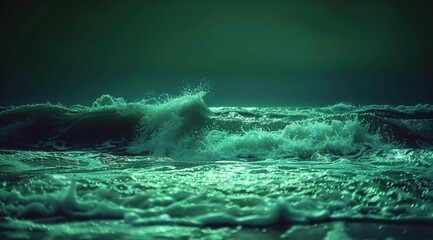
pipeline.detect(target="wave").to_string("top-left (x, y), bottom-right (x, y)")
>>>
top-left (1, 91), bottom-right (432, 160)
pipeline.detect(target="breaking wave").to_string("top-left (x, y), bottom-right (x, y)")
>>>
top-left (1, 90), bottom-right (432, 160)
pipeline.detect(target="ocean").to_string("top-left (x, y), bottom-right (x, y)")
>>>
top-left (1, 91), bottom-right (433, 239)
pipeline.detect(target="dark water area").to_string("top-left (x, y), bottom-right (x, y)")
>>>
top-left (1, 92), bottom-right (433, 239)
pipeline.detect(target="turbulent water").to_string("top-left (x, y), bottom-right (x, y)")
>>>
top-left (1, 91), bottom-right (433, 239)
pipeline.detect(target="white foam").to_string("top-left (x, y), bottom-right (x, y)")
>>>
top-left (129, 114), bottom-right (386, 160)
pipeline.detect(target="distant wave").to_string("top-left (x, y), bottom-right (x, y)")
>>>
top-left (1, 91), bottom-right (432, 160)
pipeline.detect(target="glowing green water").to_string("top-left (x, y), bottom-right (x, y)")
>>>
top-left (1, 148), bottom-right (433, 239)
top-left (1, 95), bottom-right (433, 239)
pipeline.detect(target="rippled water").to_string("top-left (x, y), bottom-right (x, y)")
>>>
top-left (1, 92), bottom-right (433, 239)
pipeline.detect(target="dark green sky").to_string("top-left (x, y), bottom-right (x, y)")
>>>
top-left (1, 0), bottom-right (432, 106)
